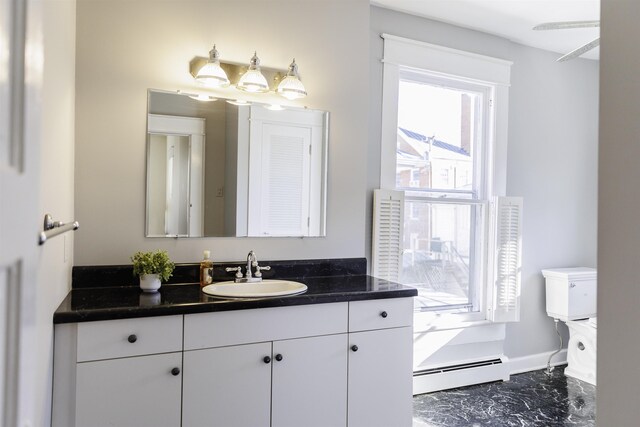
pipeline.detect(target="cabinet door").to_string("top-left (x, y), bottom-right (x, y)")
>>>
top-left (348, 327), bottom-right (413, 427)
top-left (75, 352), bottom-right (182, 427)
top-left (182, 342), bottom-right (272, 427)
top-left (272, 334), bottom-right (348, 427)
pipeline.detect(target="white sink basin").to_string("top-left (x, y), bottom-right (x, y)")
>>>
top-left (202, 280), bottom-right (308, 298)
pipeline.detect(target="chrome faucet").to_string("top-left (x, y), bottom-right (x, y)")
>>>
top-left (225, 251), bottom-right (271, 283)
top-left (246, 250), bottom-right (257, 280)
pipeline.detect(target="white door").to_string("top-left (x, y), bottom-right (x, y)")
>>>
top-left (75, 352), bottom-right (183, 427)
top-left (348, 327), bottom-right (414, 427)
top-left (0, 0), bottom-right (42, 425)
top-left (271, 334), bottom-right (348, 427)
top-left (182, 342), bottom-right (272, 427)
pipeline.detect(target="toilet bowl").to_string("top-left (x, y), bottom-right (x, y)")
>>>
top-left (542, 267), bottom-right (597, 385)
top-left (565, 318), bottom-right (597, 385)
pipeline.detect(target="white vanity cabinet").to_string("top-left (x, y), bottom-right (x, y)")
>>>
top-left (53, 297), bottom-right (414, 427)
top-left (52, 315), bottom-right (184, 427)
top-left (182, 303), bottom-right (349, 427)
top-left (347, 298), bottom-right (414, 427)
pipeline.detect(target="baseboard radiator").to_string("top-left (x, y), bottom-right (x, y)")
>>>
top-left (413, 357), bottom-right (510, 395)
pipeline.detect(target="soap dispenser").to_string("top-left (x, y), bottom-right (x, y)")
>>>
top-left (200, 250), bottom-right (213, 287)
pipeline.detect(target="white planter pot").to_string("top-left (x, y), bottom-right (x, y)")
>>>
top-left (139, 274), bottom-right (161, 293)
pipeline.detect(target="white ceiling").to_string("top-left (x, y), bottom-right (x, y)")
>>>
top-left (371, 0), bottom-right (600, 60)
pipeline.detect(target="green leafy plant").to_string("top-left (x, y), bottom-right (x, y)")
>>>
top-left (131, 250), bottom-right (175, 282)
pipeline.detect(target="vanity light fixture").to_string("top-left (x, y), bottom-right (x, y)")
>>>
top-left (190, 48), bottom-right (309, 99)
top-left (195, 45), bottom-right (230, 87)
top-left (276, 59), bottom-right (307, 100)
top-left (236, 52), bottom-right (269, 93)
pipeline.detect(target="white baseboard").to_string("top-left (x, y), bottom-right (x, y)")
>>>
top-left (508, 349), bottom-right (567, 375)
top-left (413, 358), bottom-right (510, 395)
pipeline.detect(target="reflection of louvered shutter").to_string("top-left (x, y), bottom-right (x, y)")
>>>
top-left (372, 189), bottom-right (404, 282)
top-left (489, 197), bottom-right (523, 323)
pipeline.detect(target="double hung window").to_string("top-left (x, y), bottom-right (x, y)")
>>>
top-left (374, 35), bottom-right (522, 323)
top-left (396, 69), bottom-right (490, 315)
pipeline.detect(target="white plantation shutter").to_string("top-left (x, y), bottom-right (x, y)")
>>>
top-left (488, 197), bottom-right (523, 322)
top-left (372, 189), bottom-right (404, 282)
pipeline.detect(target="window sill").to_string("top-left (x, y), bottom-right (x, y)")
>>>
top-left (413, 310), bottom-right (494, 333)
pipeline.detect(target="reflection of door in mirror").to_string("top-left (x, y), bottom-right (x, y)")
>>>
top-left (247, 107), bottom-right (325, 236)
top-left (146, 114), bottom-right (205, 237)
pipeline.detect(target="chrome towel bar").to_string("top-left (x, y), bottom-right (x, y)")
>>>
top-left (38, 213), bottom-right (79, 245)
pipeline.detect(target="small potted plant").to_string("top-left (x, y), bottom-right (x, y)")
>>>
top-left (131, 250), bottom-right (175, 292)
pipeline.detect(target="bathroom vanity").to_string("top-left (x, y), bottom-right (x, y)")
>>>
top-left (52, 258), bottom-right (417, 427)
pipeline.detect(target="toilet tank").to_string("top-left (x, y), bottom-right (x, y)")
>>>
top-left (541, 267), bottom-right (597, 321)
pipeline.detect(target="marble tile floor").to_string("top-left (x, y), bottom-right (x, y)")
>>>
top-left (413, 366), bottom-right (596, 426)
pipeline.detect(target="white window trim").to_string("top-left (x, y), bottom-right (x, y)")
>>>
top-left (379, 34), bottom-right (514, 325)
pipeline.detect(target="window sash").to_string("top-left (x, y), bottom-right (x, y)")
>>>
top-left (395, 67), bottom-right (492, 199)
top-left (403, 197), bottom-right (488, 315)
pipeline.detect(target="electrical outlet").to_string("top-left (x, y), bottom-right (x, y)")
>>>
top-left (217, 187), bottom-right (224, 197)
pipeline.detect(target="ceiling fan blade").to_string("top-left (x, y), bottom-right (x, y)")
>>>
top-left (557, 37), bottom-right (600, 62)
top-left (533, 20), bottom-right (600, 31)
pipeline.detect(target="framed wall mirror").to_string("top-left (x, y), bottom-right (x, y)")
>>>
top-left (145, 89), bottom-right (329, 237)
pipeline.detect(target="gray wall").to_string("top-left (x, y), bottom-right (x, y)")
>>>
top-left (74, 0), bottom-right (369, 265)
top-left (597, 0), bottom-right (640, 423)
top-left (369, 6), bottom-right (599, 361)
top-left (148, 91), bottom-right (227, 235)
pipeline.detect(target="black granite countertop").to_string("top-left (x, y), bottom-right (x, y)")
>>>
top-left (54, 258), bottom-right (417, 324)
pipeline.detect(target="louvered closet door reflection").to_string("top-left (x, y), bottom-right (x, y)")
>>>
top-left (253, 123), bottom-right (311, 236)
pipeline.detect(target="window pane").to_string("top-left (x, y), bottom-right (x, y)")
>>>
top-left (401, 200), bottom-right (484, 313)
top-left (396, 79), bottom-right (480, 194)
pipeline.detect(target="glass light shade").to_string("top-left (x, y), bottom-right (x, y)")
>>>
top-left (277, 59), bottom-right (307, 100)
top-left (195, 45), bottom-right (230, 87)
top-left (237, 52), bottom-right (269, 93)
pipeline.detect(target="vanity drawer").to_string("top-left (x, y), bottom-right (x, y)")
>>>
top-left (184, 302), bottom-right (348, 350)
top-left (349, 298), bottom-right (413, 332)
top-left (77, 315), bottom-right (183, 362)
